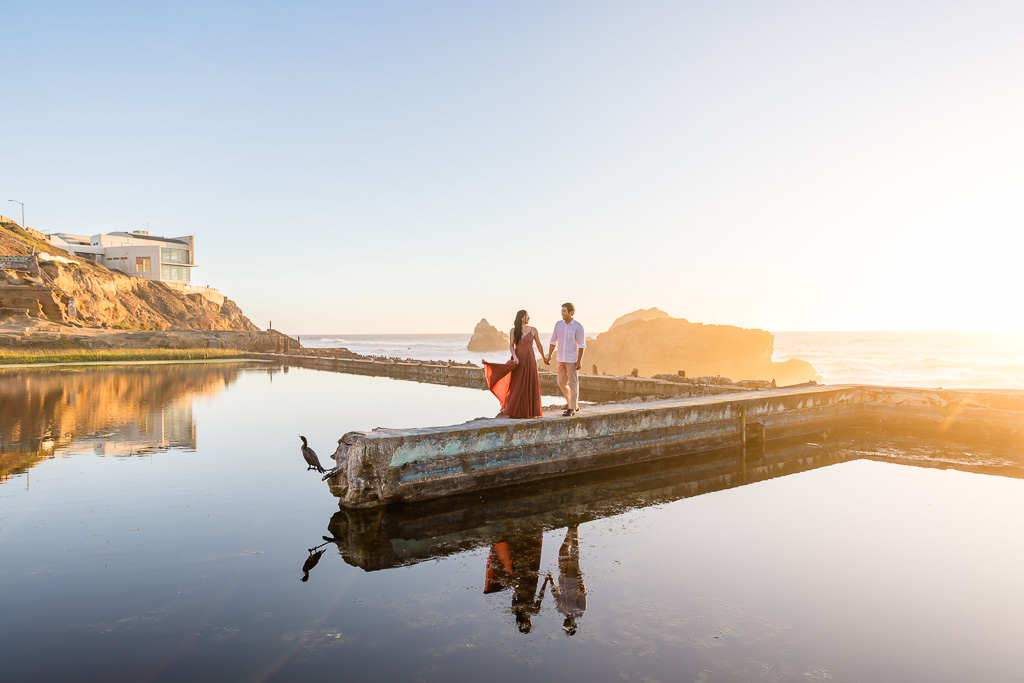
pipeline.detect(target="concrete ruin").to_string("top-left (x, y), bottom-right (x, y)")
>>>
top-left (325, 434), bottom-right (852, 571)
top-left (324, 422), bottom-right (1022, 572)
top-left (256, 350), bottom-right (759, 402)
top-left (323, 385), bottom-right (1024, 508)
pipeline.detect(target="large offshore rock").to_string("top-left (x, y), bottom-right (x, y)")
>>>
top-left (608, 307), bottom-right (672, 329)
top-left (583, 315), bottom-right (817, 386)
top-left (467, 318), bottom-right (509, 352)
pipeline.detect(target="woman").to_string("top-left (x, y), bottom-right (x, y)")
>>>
top-left (483, 310), bottom-right (548, 418)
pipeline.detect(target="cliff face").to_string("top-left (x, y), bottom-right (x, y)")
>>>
top-left (583, 315), bottom-right (818, 386)
top-left (0, 220), bottom-right (256, 331)
top-left (41, 260), bottom-right (257, 330)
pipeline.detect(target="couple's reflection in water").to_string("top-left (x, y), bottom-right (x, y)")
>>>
top-left (484, 525), bottom-right (586, 635)
top-left (301, 522), bottom-right (588, 634)
top-left (303, 431), bottom-right (900, 634)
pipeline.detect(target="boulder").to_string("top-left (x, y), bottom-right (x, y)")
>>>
top-left (582, 314), bottom-right (818, 386)
top-left (467, 319), bottom-right (509, 352)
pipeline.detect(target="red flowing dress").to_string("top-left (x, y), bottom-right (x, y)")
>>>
top-left (483, 330), bottom-right (543, 418)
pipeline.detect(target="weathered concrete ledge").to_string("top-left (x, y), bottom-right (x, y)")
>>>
top-left (325, 421), bottom-right (1024, 571)
top-left (864, 386), bottom-right (1024, 443)
top-left (327, 437), bottom-right (852, 571)
top-left (324, 385), bottom-right (1024, 508)
top-left (252, 351), bottom-right (751, 401)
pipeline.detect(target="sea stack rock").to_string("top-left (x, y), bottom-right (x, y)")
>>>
top-left (583, 311), bottom-right (818, 386)
top-left (608, 307), bottom-right (672, 330)
top-left (467, 319), bottom-right (509, 352)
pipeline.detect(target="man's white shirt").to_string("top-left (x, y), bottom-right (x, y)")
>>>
top-left (550, 319), bottom-right (585, 363)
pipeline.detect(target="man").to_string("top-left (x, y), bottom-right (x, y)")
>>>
top-left (547, 302), bottom-right (585, 416)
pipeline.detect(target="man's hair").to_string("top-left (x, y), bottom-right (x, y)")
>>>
top-left (562, 302), bottom-right (575, 314)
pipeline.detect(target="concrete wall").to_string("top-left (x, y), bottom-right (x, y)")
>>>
top-left (862, 386), bottom-right (1024, 445)
top-left (327, 437), bottom-right (855, 572)
top-left (258, 352), bottom-right (744, 402)
top-left (251, 352), bottom-right (1024, 510)
top-left (325, 385), bottom-right (867, 507)
top-left (324, 385), bottom-right (1024, 508)
top-left (326, 418), bottom-right (1024, 570)
top-left (102, 245), bottom-right (162, 279)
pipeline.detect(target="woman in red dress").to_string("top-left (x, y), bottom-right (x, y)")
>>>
top-left (483, 310), bottom-right (548, 418)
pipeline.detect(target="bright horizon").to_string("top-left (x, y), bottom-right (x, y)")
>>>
top-left (4, 2), bottom-right (1024, 336)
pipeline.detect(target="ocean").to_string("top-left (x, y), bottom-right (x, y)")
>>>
top-left (298, 330), bottom-right (1024, 390)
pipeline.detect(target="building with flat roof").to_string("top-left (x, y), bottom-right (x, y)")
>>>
top-left (49, 230), bottom-right (223, 306)
top-left (50, 230), bottom-right (195, 284)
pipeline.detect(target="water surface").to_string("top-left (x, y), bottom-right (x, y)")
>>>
top-left (2, 362), bottom-right (1022, 682)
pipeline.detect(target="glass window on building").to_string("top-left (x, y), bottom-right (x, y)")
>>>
top-left (135, 256), bottom-right (151, 272)
top-left (161, 248), bottom-right (190, 264)
top-left (161, 265), bottom-right (191, 282)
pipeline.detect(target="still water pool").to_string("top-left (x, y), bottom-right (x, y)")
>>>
top-left (2, 362), bottom-right (1023, 682)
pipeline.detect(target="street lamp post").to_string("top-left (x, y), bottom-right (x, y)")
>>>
top-left (7, 200), bottom-right (24, 228)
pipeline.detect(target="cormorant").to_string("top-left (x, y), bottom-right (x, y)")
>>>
top-left (299, 435), bottom-right (326, 473)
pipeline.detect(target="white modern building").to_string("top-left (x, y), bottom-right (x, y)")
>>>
top-left (49, 230), bottom-right (223, 305)
top-left (50, 230), bottom-right (195, 283)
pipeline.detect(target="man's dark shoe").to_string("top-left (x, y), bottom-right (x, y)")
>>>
top-left (562, 409), bottom-right (576, 417)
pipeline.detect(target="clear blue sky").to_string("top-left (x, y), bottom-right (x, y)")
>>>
top-left (4, 1), bottom-right (1023, 334)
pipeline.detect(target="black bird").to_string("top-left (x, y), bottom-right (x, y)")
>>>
top-left (300, 435), bottom-right (326, 473)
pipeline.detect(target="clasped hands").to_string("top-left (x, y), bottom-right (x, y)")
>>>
top-left (515, 354), bottom-right (554, 365)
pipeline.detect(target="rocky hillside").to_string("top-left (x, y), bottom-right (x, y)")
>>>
top-left (0, 219), bottom-right (256, 331)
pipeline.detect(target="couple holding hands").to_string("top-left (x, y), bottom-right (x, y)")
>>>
top-left (483, 302), bottom-right (585, 419)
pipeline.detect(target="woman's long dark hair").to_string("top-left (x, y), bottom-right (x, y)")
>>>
top-left (514, 310), bottom-right (528, 345)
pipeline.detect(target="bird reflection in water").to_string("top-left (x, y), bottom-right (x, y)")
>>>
top-left (548, 525), bottom-right (586, 636)
top-left (300, 538), bottom-right (333, 582)
top-left (484, 533), bottom-right (549, 633)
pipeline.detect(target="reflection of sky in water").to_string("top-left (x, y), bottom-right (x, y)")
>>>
top-left (1, 362), bottom-right (1023, 681)
top-left (598, 461), bottom-right (1024, 681)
